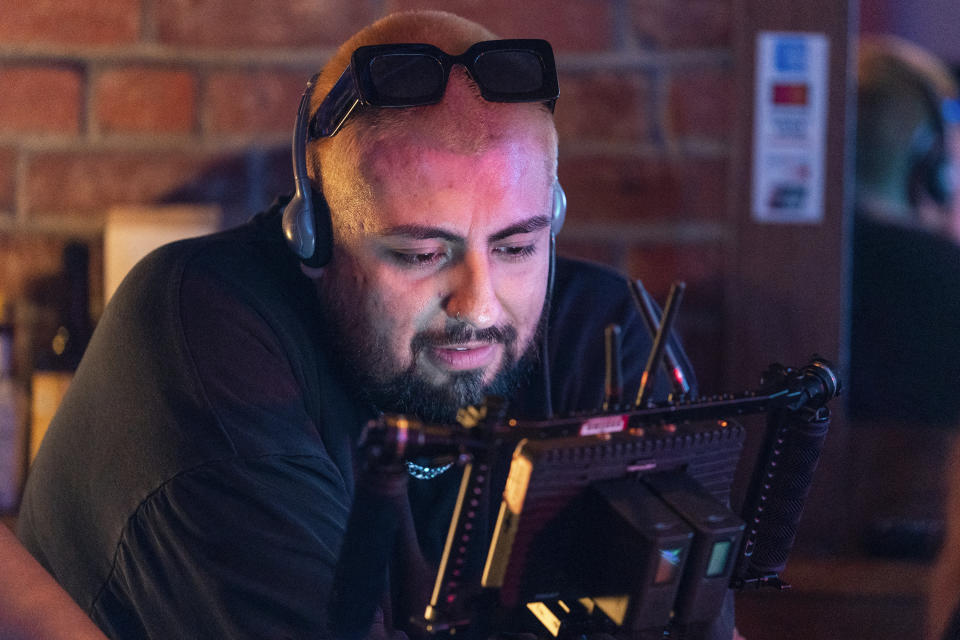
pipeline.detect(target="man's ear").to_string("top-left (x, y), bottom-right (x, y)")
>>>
top-left (300, 263), bottom-right (325, 279)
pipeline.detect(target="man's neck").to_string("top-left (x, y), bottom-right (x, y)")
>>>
top-left (856, 195), bottom-right (916, 226)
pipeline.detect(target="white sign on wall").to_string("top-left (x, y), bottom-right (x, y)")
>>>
top-left (752, 32), bottom-right (830, 224)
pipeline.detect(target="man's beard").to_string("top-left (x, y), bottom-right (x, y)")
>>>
top-left (318, 284), bottom-right (543, 424)
top-left (362, 322), bottom-right (539, 423)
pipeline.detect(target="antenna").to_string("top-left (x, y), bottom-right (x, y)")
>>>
top-left (629, 280), bottom-right (692, 399)
top-left (603, 323), bottom-right (623, 410)
top-left (635, 282), bottom-right (685, 408)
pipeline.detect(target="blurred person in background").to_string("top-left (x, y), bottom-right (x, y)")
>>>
top-left (846, 35), bottom-right (960, 565)
top-left (849, 33), bottom-right (960, 427)
top-left (850, 34), bottom-right (960, 640)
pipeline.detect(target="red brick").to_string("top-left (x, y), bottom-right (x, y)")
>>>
top-left (0, 0), bottom-right (140, 47)
top-left (95, 68), bottom-right (197, 134)
top-left (626, 244), bottom-right (723, 300)
top-left (385, 0), bottom-right (614, 51)
top-left (24, 151), bottom-right (234, 218)
top-left (559, 156), bottom-right (677, 223)
top-left (559, 155), bottom-right (730, 223)
top-left (154, 0), bottom-right (375, 48)
top-left (555, 71), bottom-right (648, 143)
top-left (632, 0), bottom-right (731, 49)
top-left (624, 242), bottom-right (725, 386)
top-left (0, 67), bottom-right (83, 135)
top-left (0, 150), bottom-right (17, 213)
top-left (667, 68), bottom-right (733, 140)
top-left (682, 158), bottom-right (730, 218)
top-left (205, 71), bottom-right (307, 135)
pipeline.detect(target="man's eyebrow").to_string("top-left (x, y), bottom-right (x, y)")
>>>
top-left (377, 215), bottom-right (552, 243)
top-left (488, 215), bottom-right (551, 242)
top-left (378, 225), bottom-right (462, 242)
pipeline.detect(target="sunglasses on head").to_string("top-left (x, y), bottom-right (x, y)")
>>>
top-left (309, 39), bottom-right (559, 139)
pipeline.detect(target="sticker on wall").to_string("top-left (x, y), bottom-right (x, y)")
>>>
top-left (752, 32), bottom-right (830, 224)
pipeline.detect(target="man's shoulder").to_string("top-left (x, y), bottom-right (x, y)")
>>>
top-left (103, 201), bottom-right (308, 338)
top-left (122, 204), bottom-right (288, 292)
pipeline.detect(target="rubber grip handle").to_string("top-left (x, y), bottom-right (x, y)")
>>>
top-left (739, 410), bottom-right (830, 578)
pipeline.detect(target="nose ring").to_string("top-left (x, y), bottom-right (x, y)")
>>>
top-left (455, 311), bottom-right (462, 322)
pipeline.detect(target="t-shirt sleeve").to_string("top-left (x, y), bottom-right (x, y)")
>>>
top-left (84, 249), bottom-right (366, 638)
top-left (91, 455), bottom-right (350, 639)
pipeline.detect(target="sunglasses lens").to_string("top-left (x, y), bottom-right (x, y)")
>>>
top-left (369, 54), bottom-right (444, 102)
top-left (474, 50), bottom-right (545, 94)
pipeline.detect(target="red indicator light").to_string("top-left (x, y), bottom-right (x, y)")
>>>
top-left (672, 368), bottom-right (686, 387)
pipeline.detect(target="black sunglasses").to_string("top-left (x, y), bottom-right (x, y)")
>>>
top-left (309, 39), bottom-right (559, 139)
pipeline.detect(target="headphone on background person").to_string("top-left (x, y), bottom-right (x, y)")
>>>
top-left (281, 73), bottom-right (567, 268)
top-left (907, 74), bottom-right (957, 209)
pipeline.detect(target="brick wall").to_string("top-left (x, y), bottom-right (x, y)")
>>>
top-left (0, 0), bottom-right (734, 388)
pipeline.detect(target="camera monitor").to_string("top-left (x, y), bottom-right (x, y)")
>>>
top-left (418, 417), bottom-right (746, 638)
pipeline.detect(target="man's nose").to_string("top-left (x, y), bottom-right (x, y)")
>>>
top-left (443, 250), bottom-right (502, 328)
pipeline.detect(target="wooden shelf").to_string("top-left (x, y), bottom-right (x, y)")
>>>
top-left (779, 553), bottom-right (930, 597)
top-left (736, 553), bottom-right (928, 640)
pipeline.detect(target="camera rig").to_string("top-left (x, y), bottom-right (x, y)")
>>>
top-left (349, 282), bottom-right (841, 639)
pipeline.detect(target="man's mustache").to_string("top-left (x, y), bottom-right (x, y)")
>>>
top-left (411, 323), bottom-right (518, 351)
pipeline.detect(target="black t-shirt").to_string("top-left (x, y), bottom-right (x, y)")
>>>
top-left (17, 201), bottom-right (729, 639)
top-left (848, 214), bottom-right (960, 426)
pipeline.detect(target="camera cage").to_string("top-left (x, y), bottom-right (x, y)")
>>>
top-left (361, 361), bottom-right (838, 639)
top-left (356, 281), bottom-right (840, 639)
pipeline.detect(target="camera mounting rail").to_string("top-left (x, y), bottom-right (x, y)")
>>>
top-left (354, 357), bottom-right (840, 639)
top-left (347, 278), bottom-right (841, 638)
top-left (359, 356), bottom-right (840, 460)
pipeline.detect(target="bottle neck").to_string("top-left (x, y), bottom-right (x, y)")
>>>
top-left (0, 326), bottom-right (12, 377)
top-left (42, 242), bottom-right (92, 371)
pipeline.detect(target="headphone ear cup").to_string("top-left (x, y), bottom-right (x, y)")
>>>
top-left (280, 187), bottom-right (333, 267)
top-left (928, 155), bottom-right (954, 207)
top-left (305, 189), bottom-right (333, 268)
top-left (281, 192), bottom-right (314, 261)
top-left (283, 72), bottom-right (334, 267)
top-left (907, 78), bottom-right (955, 209)
top-left (909, 140), bottom-right (952, 208)
top-left (551, 181), bottom-right (567, 236)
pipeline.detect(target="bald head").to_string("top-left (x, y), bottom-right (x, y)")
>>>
top-left (305, 11), bottom-right (558, 235)
top-left (856, 35), bottom-right (959, 219)
top-left (311, 11), bottom-right (496, 109)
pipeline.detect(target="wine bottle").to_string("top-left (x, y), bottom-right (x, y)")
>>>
top-left (0, 295), bottom-right (26, 513)
top-left (30, 242), bottom-right (93, 462)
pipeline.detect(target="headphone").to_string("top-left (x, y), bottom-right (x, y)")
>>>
top-left (281, 73), bottom-right (567, 268)
top-left (907, 78), bottom-right (956, 209)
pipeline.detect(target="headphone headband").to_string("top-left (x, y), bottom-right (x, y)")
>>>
top-left (281, 73), bottom-right (565, 267)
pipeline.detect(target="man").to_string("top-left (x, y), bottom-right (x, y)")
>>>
top-left (846, 35), bottom-right (960, 562)
top-left (848, 34), bottom-right (960, 427)
top-left (17, 11), bottom-right (727, 639)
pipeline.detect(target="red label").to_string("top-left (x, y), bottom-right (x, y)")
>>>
top-left (772, 83), bottom-right (808, 106)
top-left (579, 414), bottom-right (627, 436)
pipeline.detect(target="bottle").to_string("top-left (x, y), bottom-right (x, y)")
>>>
top-left (30, 242), bottom-right (92, 462)
top-left (0, 295), bottom-right (26, 513)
